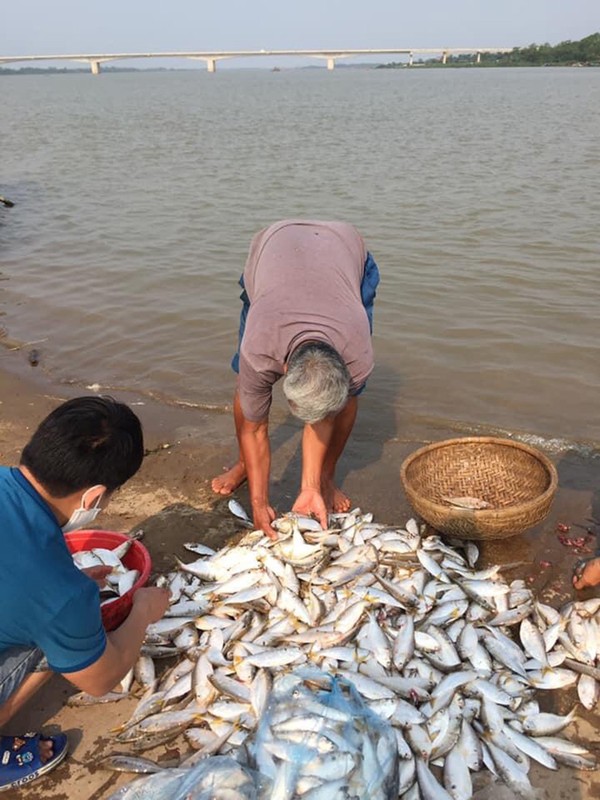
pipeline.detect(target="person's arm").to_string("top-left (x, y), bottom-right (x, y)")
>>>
top-left (61, 586), bottom-right (170, 696)
top-left (292, 417), bottom-right (334, 529)
top-left (238, 415), bottom-right (277, 538)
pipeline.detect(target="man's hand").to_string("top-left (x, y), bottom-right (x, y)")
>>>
top-left (132, 586), bottom-right (171, 625)
top-left (292, 488), bottom-right (329, 530)
top-left (252, 503), bottom-right (278, 540)
top-left (81, 565), bottom-right (113, 588)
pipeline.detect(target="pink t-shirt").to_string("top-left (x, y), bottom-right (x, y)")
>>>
top-left (238, 219), bottom-right (374, 422)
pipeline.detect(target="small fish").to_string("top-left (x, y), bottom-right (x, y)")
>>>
top-left (274, 513), bottom-right (324, 534)
top-left (484, 740), bottom-right (536, 798)
top-left (441, 496), bottom-right (492, 510)
top-left (228, 498), bottom-right (254, 528)
top-left (97, 754), bottom-right (164, 774)
top-left (183, 542), bottom-right (217, 556)
top-left (116, 690), bottom-right (167, 733)
top-left (67, 690), bottom-right (127, 707)
top-left (112, 538), bottom-right (135, 561)
top-left (535, 737), bottom-right (597, 770)
top-left (520, 618), bottom-right (549, 667)
top-left (133, 655), bottom-right (156, 692)
top-left (118, 569), bottom-right (140, 596)
top-left (243, 646), bottom-right (307, 669)
top-left (521, 709), bottom-right (577, 737)
top-left (122, 708), bottom-right (203, 740)
top-left (444, 744), bottom-right (473, 800)
top-left (276, 525), bottom-right (326, 567)
top-left (577, 673), bottom-right (600, 710)
top-left (527, 668), bottom-right (579, 690)
top-left (209, 672), bottom-right (252, 704)
top-left (104, 770), bottom-right (188, 800)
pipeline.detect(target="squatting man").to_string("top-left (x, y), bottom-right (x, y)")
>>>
top-left (0, 396), bottom-right (170, 791)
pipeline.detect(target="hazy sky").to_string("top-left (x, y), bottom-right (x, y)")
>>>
top-left (2, 0), bottom-right (598, 64)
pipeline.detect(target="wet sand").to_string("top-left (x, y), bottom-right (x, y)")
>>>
top-left (1, 353), bottom-right (598, 800)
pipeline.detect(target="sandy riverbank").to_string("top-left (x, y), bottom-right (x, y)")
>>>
top-left (1, 352), bottom-right (598, 800)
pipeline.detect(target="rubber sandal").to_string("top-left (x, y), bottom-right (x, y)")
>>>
top-left (0, 732), bottom-right (68, 792)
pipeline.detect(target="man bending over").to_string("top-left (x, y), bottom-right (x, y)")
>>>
top-left (212, 219), bottom-right (379, 539)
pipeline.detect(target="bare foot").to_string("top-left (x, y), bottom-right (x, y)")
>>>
top-left (211, 462), bottom-right (247, 496)
top-left (39, 738), bottom-right (53, 763)
top-left (573, 556), bottom-right (600, 590)
top-left (322, 478), bottom-right (352, 513)
top-left (331, 486), bottom-right (352, 513)
top-left (11, 735), bottom-right (53, 763)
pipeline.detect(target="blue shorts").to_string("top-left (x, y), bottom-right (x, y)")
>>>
top-left (0, 647), bottom-right (47, 705)
top-left (231, 251), bottom-right (380, 390)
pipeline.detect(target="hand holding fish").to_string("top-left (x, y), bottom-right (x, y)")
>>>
top-left (292, 487), bottom-right (329, 530)
top-left (132, 586), bottom-right (171, 624)
top-left (251, 502), bottom-right (278, 541)
top-left (81, 565), bottom-right (113, 588)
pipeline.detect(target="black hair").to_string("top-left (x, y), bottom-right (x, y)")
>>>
top-left (20, 396), bottom-right (144, 497)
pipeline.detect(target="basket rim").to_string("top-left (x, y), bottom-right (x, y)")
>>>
top-left (400, 436), bottom-right (558, 517)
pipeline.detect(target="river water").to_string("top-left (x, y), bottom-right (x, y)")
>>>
top-left (1, 67), bottom-right (599, 450)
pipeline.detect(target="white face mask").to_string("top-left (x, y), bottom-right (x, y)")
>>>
top-left (62, 486), bottom-right (104, 533)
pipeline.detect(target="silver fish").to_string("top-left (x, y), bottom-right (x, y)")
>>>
top-left (227, 498), bottom-right (254, 528)
top-left (107, 506), bottom-right (599, 800)
top-left (441, 496), bottom-right (491, 510)
top-left (97, 754), bottom-right (165, 774)
top-left (521, 709), bottom-right (576, 736)
top-left (67, 690), bottom-right (127, 707)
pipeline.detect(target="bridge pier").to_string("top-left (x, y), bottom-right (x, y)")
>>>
top-left (326, 57), bottom-right (335, 71)
top-left (90, 60), bottom-right (101, 75)
top-left (442, 51), bottom-right (448, 65)
top-left (476, 51), bottom-right (481, 64)
top-left (408, 51), bottom-right (413, 66)
top-left (206, 58), bottom-right (217, 73)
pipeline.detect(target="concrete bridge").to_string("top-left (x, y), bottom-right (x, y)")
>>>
top-left (0, 48), bottom-right (512, 74)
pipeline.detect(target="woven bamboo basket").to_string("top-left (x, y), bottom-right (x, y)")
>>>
top-left (400, 437), bottom-right (558, 541)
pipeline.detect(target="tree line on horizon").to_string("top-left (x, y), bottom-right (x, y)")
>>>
top-left (380, 32), bottom-right (600, 68)
top-left (476, 31), bottom-right (599, 66)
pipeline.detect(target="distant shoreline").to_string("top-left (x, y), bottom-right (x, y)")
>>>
top-left (4, 31), bottom-right (598, 77)
top-left (378, 61), bottom-right (600, 69)
top-left (1, 62), bottom-right (598, 76)
top-left (2, 31), bottom-right (598, 74)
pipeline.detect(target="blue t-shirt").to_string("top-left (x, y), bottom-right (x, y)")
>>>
top-left (0, 467), bottom-right (107, 673)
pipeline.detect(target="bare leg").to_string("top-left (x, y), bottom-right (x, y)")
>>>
top-left (0, 670), bottom-right (52, 727)
top-left (211, 389), bottom-right (248, 495)
top-left (321, 397), bottom-right (358, 513)
top-left (0, 671), bottom-right (55, 762)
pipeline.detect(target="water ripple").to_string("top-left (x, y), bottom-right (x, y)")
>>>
top-left (1, 67), bottom-right (599, 443)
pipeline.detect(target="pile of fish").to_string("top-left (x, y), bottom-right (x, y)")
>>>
top-left (105, 756), bottom-right (259, 800)
top-left (98, 509), bottom-right (598, 800)
top-left (249, 669), bottom-right (399, 798)
top-left (72, 538), bottom-right (139, 605)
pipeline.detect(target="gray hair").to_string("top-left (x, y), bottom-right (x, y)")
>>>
top-left (283, 342), bottom-right (350, 424)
